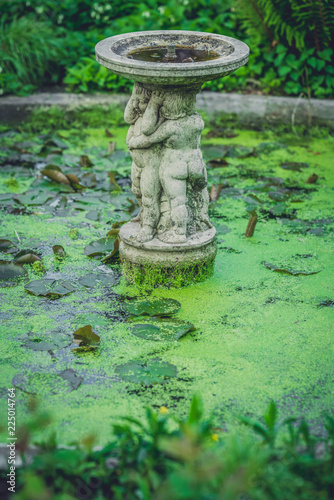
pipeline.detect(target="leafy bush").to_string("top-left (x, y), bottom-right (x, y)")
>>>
top-left (0, 16), bottom-right (64, 95)
top-left (0, 0), bottom-right (333, 97)
top-left (63, 56), bottom-right (132, 93)
top-left (3, 398), bottom-right (334, 500)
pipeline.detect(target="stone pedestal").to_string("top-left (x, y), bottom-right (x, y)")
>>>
top-left (120, 221), bottom-right (216, 287)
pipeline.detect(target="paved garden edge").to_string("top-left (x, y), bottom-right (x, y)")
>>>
top-left (1, 92), bottom-right (333, 128)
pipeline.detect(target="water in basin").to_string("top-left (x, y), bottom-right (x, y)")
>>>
top-left (126, 45), bottom-right (221, 63)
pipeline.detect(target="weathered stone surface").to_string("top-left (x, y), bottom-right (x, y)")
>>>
top-left (95, 30), bottom-right (249, 85)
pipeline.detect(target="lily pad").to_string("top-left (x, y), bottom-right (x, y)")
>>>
top-left (53, 245), bottom-right (67, 258)
top-left (263, 261), bottom-right (321, 276)
top-left (84, 236), bottom-right (118, 257)
top-left (85, 210), bottom-right (100, 221)
top-left (280, 162), bottom-right (309, 172)
top-left (73, 325), bottom-right (100, 348)
top-left (14, 190), bottom-right (56, 206)
top-left (21, 332), bottom-right (72, 351)
top-left (0, 261), bottom-right (28, 287)
top-left (14, 249), bottom-right (42, 264)
top-left (122, 298), bottom-right (181, 317)
top-left (80, 172), bottom-right (97, 188)
top-left (130, 319), bottom-right (195, 341)
top-left (25, 279), bottom-right (75, 297)
top-left (13, 371), bottom-right (81, 396)
top-left (0, 239), bottom-right (17, 253)
top-left (78, 273), bottom-right (118, 288)
top-left (60, 369), bottom-right (83, 391)
top-left (115, 358), bottom-right (177, 385)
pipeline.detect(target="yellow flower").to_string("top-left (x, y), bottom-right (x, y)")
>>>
top-left (211, 433), bottom-right (219, 442)
top-left (160, 406), bottom-right (168, 415)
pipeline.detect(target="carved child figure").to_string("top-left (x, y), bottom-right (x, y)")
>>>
top-left (124, 83), bottom-right (165, 242)
top-left (128, 90), bottom-right (211, 244)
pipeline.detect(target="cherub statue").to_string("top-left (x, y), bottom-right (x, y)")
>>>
top-left (124, 83), bottom-right (165, 242)
top-left (128, 90), bottom-right (212, 244)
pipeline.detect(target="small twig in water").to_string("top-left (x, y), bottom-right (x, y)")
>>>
top-left (291, 92), bottom-right (304, 135)
top-left (245, 212), bottom-right (258, 238)
top-left (14, 230), bottom-right (21, 244)
top-left (210, 184), bottom-right (223, 202)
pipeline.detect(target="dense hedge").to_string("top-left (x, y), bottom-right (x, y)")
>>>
top-left (0, 0), bottom-right (333, 97)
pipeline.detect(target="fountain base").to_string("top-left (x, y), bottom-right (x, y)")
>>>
top-left (119, 221), bottom-right (216, 287)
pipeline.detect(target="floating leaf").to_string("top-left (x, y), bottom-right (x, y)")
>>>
top-left (280, 162), bottom-right (308, 172)
top-left (53, 245), bottom-right (67, 258)
top-left (243, 194), bottom-right (263, 205)
top-left (269, 203), bottom-right (288, 216)
top-left (130, 319), bottom-right (195, 342)
top-left (42, 135), bottom-right (68, 151)
top-left (25, 279), bottom-right (75, 297)
top-left (41, 165), bottom-right (70, 185)
top-left (66, 173), bottom-right (83, 189)
top-left (268, 191), bottom-right (288, 202)
top-left (263, 261), bottom-right (321, 276)
top-left (73, 325), bottom-right (100, 348)
top-left (256, 142), bottom-right (286, 155)
top-left (78, 273), bottom-right (118, 288)
top-left (14, 191), bottom-right (55, 206)
top-left (122, 298), bottom-right (181, 317)
top-left (84, 236), bottom-right (118, 257)
top-left (102, 238), bottom-right (120, 263)
top-left (0, 261), bottom-right (28, 287)
top-left (115, 358), bottom-right (177, 385)
top-left (0, 239), bottom-right (16, 253)
top-left (85, 210), bottom-right (100, 221)
top-left (21, 332), bottom-right (72, 351)
top-left (59, 369), bottom-right (83, 391)
top-left (80, 172), bottom-right (97, 188)
top-left (13, 371), bottom-right (80, 396)
top-left (14, 251), bottom-right (41, 264)
top-left (80, 155), bottom-right (93, 168)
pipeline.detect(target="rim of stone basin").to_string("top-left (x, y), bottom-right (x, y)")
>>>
top-left (119, 221), bottom-right (216, 252)
top-left (95, 30), bottom-right (249, 85)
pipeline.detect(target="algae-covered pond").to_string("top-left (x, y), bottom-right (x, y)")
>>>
top-left (0, 110), bottom-right (333, 444)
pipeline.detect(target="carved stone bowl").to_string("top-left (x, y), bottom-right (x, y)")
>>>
top-left (95, 30), bottom-right (249, 86)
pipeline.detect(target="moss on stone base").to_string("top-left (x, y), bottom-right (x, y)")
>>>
top-left (122, 257), bottom-right (215, 288)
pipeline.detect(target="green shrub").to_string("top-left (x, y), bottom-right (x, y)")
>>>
top-left (0, 16), bottom-right (63, 95)
top-left (0, 0), bottom-right (333, 98)
top-left (63, 56), bottom-right (132, 93)
top-left (5, 398), bottom-right (334, 499)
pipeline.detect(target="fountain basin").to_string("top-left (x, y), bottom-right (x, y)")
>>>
top-left (95, 30), bottom-right (249, 85)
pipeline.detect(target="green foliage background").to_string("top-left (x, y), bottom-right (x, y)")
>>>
top-left (0, 1), bottom-right (333, 95)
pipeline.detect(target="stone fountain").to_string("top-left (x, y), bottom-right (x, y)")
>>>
top-left (95, 31), bottom-right (249, 286)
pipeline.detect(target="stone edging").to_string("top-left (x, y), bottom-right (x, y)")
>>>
top-left (0, 92), bottom-right (333, 127)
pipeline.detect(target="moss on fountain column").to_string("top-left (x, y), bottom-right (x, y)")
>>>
top-left (119, 222), bottom-right (216, 287)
